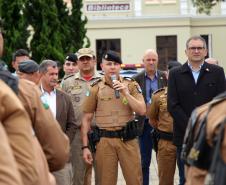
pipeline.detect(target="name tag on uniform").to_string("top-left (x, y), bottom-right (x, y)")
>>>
top-left (74, 85), bottom-right (82, 89)
top-left (100, 97), bottom-right (112, 101)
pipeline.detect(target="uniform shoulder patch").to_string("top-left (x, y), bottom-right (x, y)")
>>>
top-left (123, 76), bottom-right (135, 81)
top-left (64, 74), bottom-right (74, 81)
top-left (153, 88), bottom-right (165, 95)
top-left (90, 78), bottom-right (102, 87)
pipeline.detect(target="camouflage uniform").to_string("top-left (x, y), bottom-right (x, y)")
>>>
top-left (62, 72), bottom-right (101, 185)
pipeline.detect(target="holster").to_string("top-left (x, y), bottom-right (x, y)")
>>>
top-left (122, 119), bottom-right (141, 141)
top-left (150, 129), bottom-right (160, 152)
top-left (158, 130), bottom-right (173, 141)
top-left (87, 120), bottom-right (141, 152)
top-left (87, 127), bottom-right (100, 153)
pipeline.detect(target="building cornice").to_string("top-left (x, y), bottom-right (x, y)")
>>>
top-left (86, 15), bottom-right (226, 29)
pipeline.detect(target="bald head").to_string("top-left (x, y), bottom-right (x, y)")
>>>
top-left (143, 49), bottom-right (158, 59)
top-left (205, 58), bottom-right (219, 65)
top-left (142, 49), bottom-right (158, 75)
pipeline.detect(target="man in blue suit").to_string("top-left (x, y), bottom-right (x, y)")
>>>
top-left (133, 49), bottom-right (167, 185)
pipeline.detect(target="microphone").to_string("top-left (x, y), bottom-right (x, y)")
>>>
top-left (111, 74), bottom-right (120, 99)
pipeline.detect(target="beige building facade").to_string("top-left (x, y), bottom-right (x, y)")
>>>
top-left (82, 0), bottom-right (226, 70)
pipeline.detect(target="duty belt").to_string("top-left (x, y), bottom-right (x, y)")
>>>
top-left (158, 130), bottom-right (173, 141)
top-left (94, 119), bottom-right (140, 141)
top-left (99, 129), bottom-right (124, 138)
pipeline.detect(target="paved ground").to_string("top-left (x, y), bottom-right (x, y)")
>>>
top-left (92, 151), bottom-right (179, 185)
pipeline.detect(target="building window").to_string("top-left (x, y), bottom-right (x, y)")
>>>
top-left (145, 0), bottom-right (176, 4)
top-left (96, 39), bottom-right (121, 70)
top-left (201, 34), bottom-right (211, 58)
top-left (156, 35), bottom-right (177, 70)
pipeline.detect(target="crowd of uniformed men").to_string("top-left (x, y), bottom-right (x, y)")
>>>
top-left (0, 30), bottom-right (226, 185)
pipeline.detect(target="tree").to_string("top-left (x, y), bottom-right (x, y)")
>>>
top-left (70, 0), bottom-right (89, 52)
top-left (55, 0), bottom-right (72, 53)
top-left (0, 0), bottom-right (29, 68)
top-left (192, 0), bottom-right (226, 15)
top-left (24, 0), bottom-right (89, 64)
top-left (25, 1), bottom-right (65, 63)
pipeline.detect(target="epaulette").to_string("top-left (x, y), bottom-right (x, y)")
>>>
top-left (90, 78), bottom-right (102, 87)
top-left (64, 74), bottom-right (74, 81)
top-left (153, 88), bottom-right (165, 95)
top-left (123, 76), bottom-right (135, 81)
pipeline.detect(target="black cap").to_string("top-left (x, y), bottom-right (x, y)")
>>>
top-left (102, 50), bottom-right (122, 64)
top-left (18, 60), bottom-right (39, 74)
top-left (65, 53), bottom-right (77, 63)
top-left (168, 61), bottom-right (182, 70)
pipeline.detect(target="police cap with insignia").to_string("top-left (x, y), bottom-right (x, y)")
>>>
top-left (18, 60), bottom-right (39, 74)
top-left (77, 48), bottom-right (94, 60)
top-left (102, 50), bottom-right (122, 64)
top-left (65, 53), bottom-right (77, 63)
top-left (167, 61), bottom-right (182, 70)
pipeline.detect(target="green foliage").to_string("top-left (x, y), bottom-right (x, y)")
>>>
top-left (25, 0), bottom-right (89, 64)
top-left (0, 0), bottom-right (29, 69)
top-left (25, 0), bottom-right (65, 63)
top-left (0, 0), bottom-right (88, 67)
top-left (69, 0), bottom-right (89, 51)
top-left (55, 0), bottom-right (71, 53)
top-left (192, 0), bottom-right (225, 15)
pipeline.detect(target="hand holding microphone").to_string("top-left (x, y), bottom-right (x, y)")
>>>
top-left (111, 75), bottom-right (120, 99)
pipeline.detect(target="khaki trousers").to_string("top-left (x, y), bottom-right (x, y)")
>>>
top-left (95, 137), bottom-right (142, 185)
top-left (157, 139), bottom-right (176, 185)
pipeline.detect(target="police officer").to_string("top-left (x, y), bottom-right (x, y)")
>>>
top-left (16, 59), bottom-right (70, 172)
top-left (63, 53), bottom-right (79, 77)
top-left (62, 48), bottom-right (101, 185)
top-left (60, 53), bottom-right (79, 87)
top-left (183, 92), bottom-right (226, 185)
top-left (81, 50), bottom-right (146, 185)
top-left (0, 29), bottom-right (38, 185)
top-left (0, 121), bottom-right (23, 185)
top-left (18, 60), bottom-right (41, 84)
top-left (18, 78), bottom-right (70, 172)
top-left (0, 80), bottom-right (38, 185)
top-left (147, 61), bottom-right (182, 185)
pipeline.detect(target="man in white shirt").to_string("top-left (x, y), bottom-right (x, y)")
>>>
top-left (39, 59), bottom-right (77, 185)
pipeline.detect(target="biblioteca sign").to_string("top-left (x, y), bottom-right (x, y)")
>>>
top-left (86, 3), bottom-right (131, 12)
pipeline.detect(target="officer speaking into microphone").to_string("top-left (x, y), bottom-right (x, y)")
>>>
top-left (81, 50), bottom-right (146, 185)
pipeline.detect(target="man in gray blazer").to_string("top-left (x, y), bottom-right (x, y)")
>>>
top-left (133, 49), bottom-right (167, 185)
top-left (39, 59), bottom-right (77, 185)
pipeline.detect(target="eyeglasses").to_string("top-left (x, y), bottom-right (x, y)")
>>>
top-left (188, 47), bottom-right (205, 51)
top-left (65, 62), bottom-right (77, 67)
